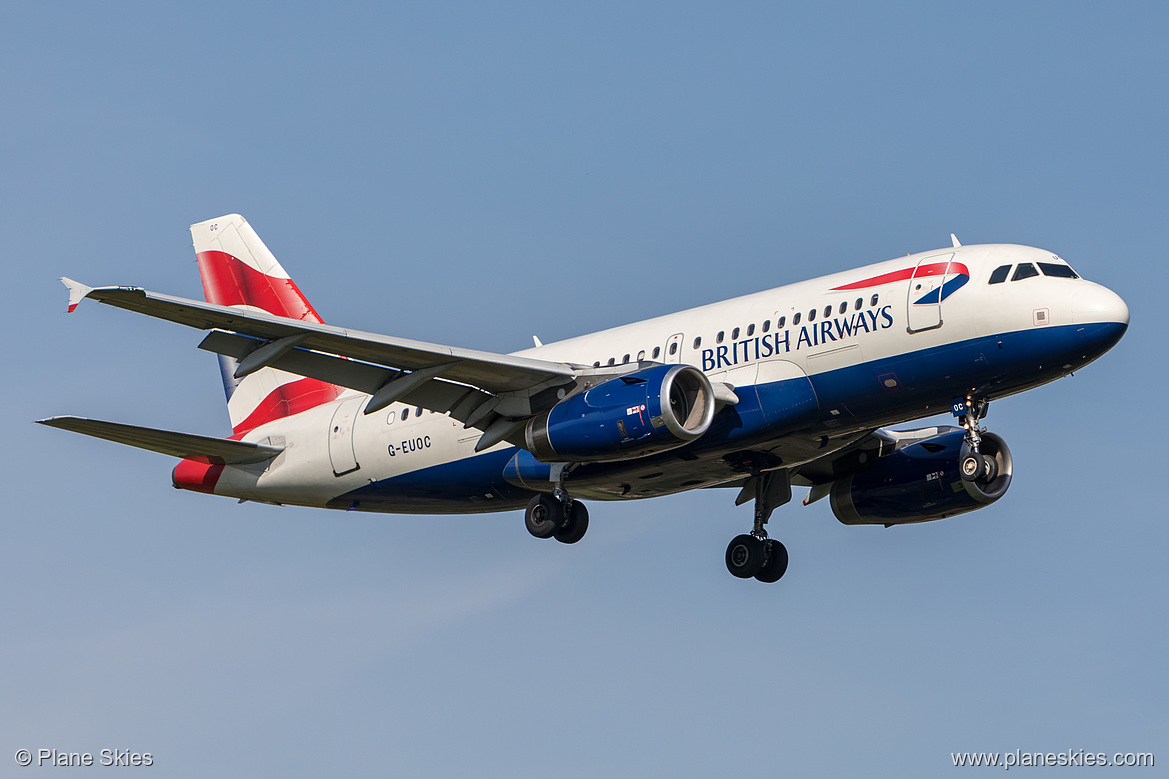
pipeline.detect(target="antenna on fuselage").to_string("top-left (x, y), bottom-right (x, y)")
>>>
top-left (951, 234), bottom-right (962, 247)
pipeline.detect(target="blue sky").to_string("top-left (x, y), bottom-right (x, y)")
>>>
top-left (2, 2), bottom-right (1165, 776)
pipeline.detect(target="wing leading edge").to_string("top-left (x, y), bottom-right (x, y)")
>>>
top-left (65, 281), bottom-right (577, 393)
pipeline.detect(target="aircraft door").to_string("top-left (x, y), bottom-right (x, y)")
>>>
top-left (905, 253), bottom-right (954, 333)
top-left (328, 397), bottom-right (364, 476)
top-left (664, 333), bottom-right (684, 364)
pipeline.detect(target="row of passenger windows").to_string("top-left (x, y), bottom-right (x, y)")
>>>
top-left (590, 294), bottom-right (881, 368)
top-left (988, 262), bottom-right (1079, 284)
top-left (385, 406), bottom-right (435, 425)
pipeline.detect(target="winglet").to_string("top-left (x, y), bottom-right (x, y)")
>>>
top-left (61, 277), bottom-right (93, 313)
top-left (950, 234), bottom-right (962, 248)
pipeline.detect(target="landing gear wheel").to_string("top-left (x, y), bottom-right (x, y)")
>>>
top-left (754, 539), bottom-right (789, 583)
top-left (554, 501), bottom-right (589, 544)
top-left (525, 494), bottom-right (563, 539)
top-left (961, 453), bottom-right (999, 483)
top-left (725, 534), bottom-right (766, 579)
top-left (979, 454), bottom-right (998, 482)
top-left (960, 453), bottom-right (986, 482)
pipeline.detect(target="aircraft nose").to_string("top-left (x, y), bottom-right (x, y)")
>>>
top-left (1071, 283), bottom-right (1129, 326)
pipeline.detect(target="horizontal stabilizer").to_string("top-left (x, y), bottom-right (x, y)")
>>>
top-left (36, 416), bottom-right (283, 464)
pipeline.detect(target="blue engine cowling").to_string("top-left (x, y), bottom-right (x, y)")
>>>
top-left (829, 429), bottom-right (1013, 526)
top-left (523, 364), bottom-right (715, 462)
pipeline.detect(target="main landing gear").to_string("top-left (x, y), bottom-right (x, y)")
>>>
top-left (725, 469), bottom-right (791, 583)
top-left (524, 487), bottom-right (589, 545)
top-left (955, 395), bottom-right (998, 484)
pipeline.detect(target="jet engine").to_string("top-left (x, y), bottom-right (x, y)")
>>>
top-left (524, 364), bottom-right (715, 462)
top-left (829, 428), bottom-right (1012, 526)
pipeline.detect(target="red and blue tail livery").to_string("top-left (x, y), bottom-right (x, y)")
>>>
top-left (189, 215), bottom-right (345, 436)
top-left (41, 218), bottom-right (1128, 584)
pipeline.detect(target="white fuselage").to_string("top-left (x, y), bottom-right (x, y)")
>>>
top-left (210, 243), bottom-right (1127, 512)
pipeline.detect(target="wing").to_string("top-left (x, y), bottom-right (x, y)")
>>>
top-left (788, 426), bottom-right (957, 505)
top-left (62, 279), bottom-right (582, 448)
top-left (37, 416), bottom-right (283, 464)
top-left (693, 426), bottom-right (894, 514)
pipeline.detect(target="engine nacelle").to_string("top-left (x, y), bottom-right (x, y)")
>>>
top-left (524, 364), bottom-right (715, 462)
top-left (830, 429), bottom-right (1013, 526)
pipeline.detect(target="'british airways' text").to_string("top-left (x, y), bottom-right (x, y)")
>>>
top-left (701, 305), bottom-right (894, 371)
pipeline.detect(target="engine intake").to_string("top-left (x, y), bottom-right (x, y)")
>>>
top-left (830, 429), bottom-right (1013, 526)
top-left (525, 364), bottom-right (715, 462)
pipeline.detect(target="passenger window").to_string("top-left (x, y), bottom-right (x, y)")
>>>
top-left (824, 305), bottom-right (832, 318)
top-left (731, 327), bottom-right (740, 340)
top-left (854, 298), bottom-right (862, 311)
top-left (652, 346), bottom-right (661, 359)
top-left (386, 410), bottom-right (396, 425)
top-left (988, 265), bottom-right (1011, 284)
top-left (839, 302), bottom-right (847, 315)
top-left (778, 316), bottom-right (786, 328)
top-left (747, 323), bottom-right (755, 336)
top-left (607, 357), bottom-right (615, 366)
top-left (716, 331), bottom-right (725, 344)
top-left (593, 361), bottom-right (600, 368)
top-left (792, 312), bottom-right (800, 326)
top-left (637, 350), bottom-right (645, 361)
top-left (808, 308), bottom-right (816, 322)
top-left (668, 343), bottom-right (678, 355)
top-left (1039, 262), bottom-right (1078, 279)
top-left (762, 320), bottom-right (770, 333)
top-left (870, 294), bottom-right (879, 307)
top-left (1012, 263), bottom-right (1039, 281)
top-left (692, 337), bottom-right (701, 349)
top-left (622, 354), bottom-right (630, 364)
top-left (416, 407), bottom-right (423, 416)
top-left (401, 408), bottom-right (409, 421)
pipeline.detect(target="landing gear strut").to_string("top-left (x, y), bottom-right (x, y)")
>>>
top-left (725, 469), bottom-right (790, 583)
top-left (524, 487), bottom-right (589, 545)
top-left (955, 395), bottom-right (998, 484)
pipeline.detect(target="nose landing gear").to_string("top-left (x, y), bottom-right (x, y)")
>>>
top-left (724, 469), bottom-right (791, 583)
top-left (955, 395), bottom-right (998, 484)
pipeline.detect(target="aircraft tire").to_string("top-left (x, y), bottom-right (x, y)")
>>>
top-left (525, 494), bottom-right (563, 539)
top-left (979, 454), bottom-right (998, 482)
top-left (754, 540), bottom-right (789, 583)
top-left (554, 501), bottom-right (589, 544)
top-left (725, 534), bottom-right (766, 578)
top-left (960, 453), bottom-right (986, 482)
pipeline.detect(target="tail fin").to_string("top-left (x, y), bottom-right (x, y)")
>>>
top-left (191, 214), bottom-right (344, 435)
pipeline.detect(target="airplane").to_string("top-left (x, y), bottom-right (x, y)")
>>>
top-left (39, 215), bottom-right (1129, 582)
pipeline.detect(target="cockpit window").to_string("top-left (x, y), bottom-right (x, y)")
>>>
top-left (1039, 262), bottom-right (1078, 279)
top-left (988, 265), bottom-right (1011, 284)
top-left (1012, 263), bottom-right (1039, 281)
